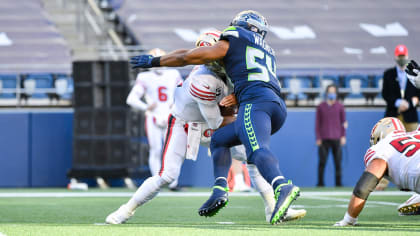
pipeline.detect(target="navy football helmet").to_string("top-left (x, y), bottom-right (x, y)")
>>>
top-left (231, 10), bottom-right (269, 38)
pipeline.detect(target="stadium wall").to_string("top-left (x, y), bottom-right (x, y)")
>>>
top-left (0, 109), bottom-right (387, 188)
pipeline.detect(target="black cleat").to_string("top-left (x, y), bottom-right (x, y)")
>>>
top-left (198, 186), bottom-right (229, 217)
top-left (270, 180), bottom-right (300, 224)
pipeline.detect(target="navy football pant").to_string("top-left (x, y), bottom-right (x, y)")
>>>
top-left (210, 100), bottom-right (288, 188)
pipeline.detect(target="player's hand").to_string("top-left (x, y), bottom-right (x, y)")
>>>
top-left (412, 97), bottom-right (419, 107)
top-left (130, 54), bottom-right (154, 69)
top-left (398, 99), bottom-right (409, 113)
top-left (316, 139), bottom-right (322, 146)
top-left (406, 60), bottom-right (420, 88)
top-left (220, 93), bottom-right (238, 107)
top-left (340, 136), bottom-right (346, 146)
top-left (147, 102), bottom-right (157, 112)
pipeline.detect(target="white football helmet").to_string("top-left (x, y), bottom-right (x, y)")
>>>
top-left (148, 48), bottom-right (166, 57)
top-left (370, 117), bottom-right (405, 146)
top-left (195, 30), bottom-right (221, 47)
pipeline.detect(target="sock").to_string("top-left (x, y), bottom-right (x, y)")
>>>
top-left (215, 177), bottom-right (228, 188)
top-left (210, 144), bottom-right (231, 187)
top-left (126, 175), bottom-right (167, 212)
top-left (234, 174), bottom-right (246, 187)
top-left (247, 164), bottom-right (275, 211)
top-left (251, 148), bottom-right (288, 191)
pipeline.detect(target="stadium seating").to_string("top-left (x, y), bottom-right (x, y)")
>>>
top-left (23, 74), bottom-right (54, 99)
top-left (0, 74), bottom-right (18, 98)
top-left (0, 0), bottom-right (71, 74)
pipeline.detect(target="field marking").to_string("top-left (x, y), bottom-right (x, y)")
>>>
top-left (217, 222), bottom-right (235, 225)
top-left (0, 191), bottom-right (413, 198)
top-left (306, 196), bottom-right (400, 206)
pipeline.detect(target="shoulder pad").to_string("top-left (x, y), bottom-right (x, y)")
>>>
top-left (364, 148), bottom-right (376, 166)
top-left (189, 74), bottom-right (220, 103)
top-left (221, 26), bottom-right (239, 39)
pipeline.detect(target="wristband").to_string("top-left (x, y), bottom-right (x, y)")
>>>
top-left (151, 57), bottom-right (161, 67)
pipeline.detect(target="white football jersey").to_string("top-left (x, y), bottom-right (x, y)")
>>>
top-left (364, 131), bottom-right (420, 192)
top-left (171, 65), bottom-right (233, 129)
top-left (135, 68), bottom-right (182, 119)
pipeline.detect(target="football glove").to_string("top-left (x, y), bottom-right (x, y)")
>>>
top-left (405, 60), bottom-right (420, 88)
top-left (333, 212), bottom-right (358, 226)
top-left (130, 54), bottom-right (154, 69)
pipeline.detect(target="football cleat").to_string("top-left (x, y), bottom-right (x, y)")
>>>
top-left (265, 207), bottom-right (306, 223)
top-left (283, 208), bottom-right (307, 222)
top-left (270, 180), bottom-right (300, 224)
top-left (198, 186), bottom-right (229, 217)
top-left (105, 204), bottom-right (135, 224)
top-left (398, 194), bottom-right (420, 216)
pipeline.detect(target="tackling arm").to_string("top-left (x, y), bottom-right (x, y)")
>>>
top-left (334, 158), bottom-right (387, 226)
top-left (159, 41), bottom-right (229, 67)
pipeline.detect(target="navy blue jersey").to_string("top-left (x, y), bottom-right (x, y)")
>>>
top-left (220, 26), bottom-right (281, 104)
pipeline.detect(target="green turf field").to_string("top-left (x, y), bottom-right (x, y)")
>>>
top-left (0, 188), bottom-right (419, 236)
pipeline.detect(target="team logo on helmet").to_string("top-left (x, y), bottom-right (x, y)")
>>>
top-left (231, 10), bottom-right (269, 38)
top-left (203, 129), bottom-right (215, 137)
top-left (195, 30), bottom-right (221, 48)
top-left (370, 117), bottom-right (405, 146)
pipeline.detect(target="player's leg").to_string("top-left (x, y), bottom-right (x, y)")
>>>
top-left (238, 101), bottom-right (299, 224)
top-left (106, 116), bottom-right (187, 224)
top-left (247, 164), bottom-right (306, 222)
top-left (146, 115), bottom-right (163, 176)
top-left (198, 122), bottom-right (241, 217)
top-left (317, 141), bottom-right (328, 187)
top-left (331, 139), bottom-right (343, 187)
top-left (230, 145), bottom-right (252, 192)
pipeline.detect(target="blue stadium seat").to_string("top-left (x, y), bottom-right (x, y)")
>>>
top-left (24, 74), bottom-right (54, 98)
top-left (315, 75), bottom-right (339, 95)
top-left (0, 74), bottom-right (18, 98)
top-left (282, 76), bottom-right (312, 101)
top-left (55, 74), bottom-right (73, 100)
top-left (343, 75), bottom-right (369, 98)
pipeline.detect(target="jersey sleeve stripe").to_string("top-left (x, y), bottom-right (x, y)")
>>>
top-left (190, 92), bottom-right (216, 101)
top-left (364, 151), bottom-right (375, 165)
top-left (189, 87), bottom-right (216, 99)
top-left (191, 84), bottom-right (216, 95)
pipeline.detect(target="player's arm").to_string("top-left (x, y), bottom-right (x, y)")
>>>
top-left (131, 41), bottom-right (229, 68)
top-left (334, 158), bottom-right (387, 226)
top-left (126, 82), bottom-right (155, 111)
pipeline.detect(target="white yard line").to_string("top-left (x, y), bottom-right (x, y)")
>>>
top-left (0, 191), bottom-right (413, 198)
top-left (305, 195), bottom-right (400, 206)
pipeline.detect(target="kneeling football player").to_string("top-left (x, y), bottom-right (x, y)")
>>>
top-left (335, 117), bottom-right (420, 226)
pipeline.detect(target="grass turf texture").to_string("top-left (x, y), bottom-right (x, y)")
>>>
top-left (0, 188), bottom-right (419, 236)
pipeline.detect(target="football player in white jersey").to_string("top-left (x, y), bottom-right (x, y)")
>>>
top-left (335, 117), bottom-right (420, 226)
top-left (126, 48), bottom-right (182, 190)
top-left (106, 31), bottom-right (306, 225)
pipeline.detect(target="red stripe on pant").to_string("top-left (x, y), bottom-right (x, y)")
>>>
top-left (159, 115), bottom-right (176, 176)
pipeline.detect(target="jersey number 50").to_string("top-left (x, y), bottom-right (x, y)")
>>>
top-left (246, 46), bottom-right (276, 82)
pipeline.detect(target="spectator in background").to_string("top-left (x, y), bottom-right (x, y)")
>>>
top-left (315, 84), bottom-right (347, 187)
top-left (382, 44), bottom-right (420, 132)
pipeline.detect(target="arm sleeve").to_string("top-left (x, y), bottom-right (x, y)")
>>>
top-left (315, 105), bottom-right (321, 140)
top-left (340, 105), bottom-right (346, 137)
top-left (126, 83), bottom-right (148, 111)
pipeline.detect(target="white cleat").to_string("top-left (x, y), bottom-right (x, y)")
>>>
top-left (398, 194), bottom-right (420, 216)
top-left (284, 208), bottom-right (307, 221)
top-left (105, 204), bottom-right (135, 224)
top-left (265, 207), bottom-right (306, 222)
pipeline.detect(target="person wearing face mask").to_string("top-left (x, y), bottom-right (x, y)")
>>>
top-left (315, 84), bottom-right (347, 187)
top-left (382, 44), bottom-right (420, 132)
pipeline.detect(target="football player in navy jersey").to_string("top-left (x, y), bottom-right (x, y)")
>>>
top-left (130, 10), bottom-right (300, 224)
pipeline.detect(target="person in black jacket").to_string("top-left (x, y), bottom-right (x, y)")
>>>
top-left (382, 45), bottom-right (420, 132)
